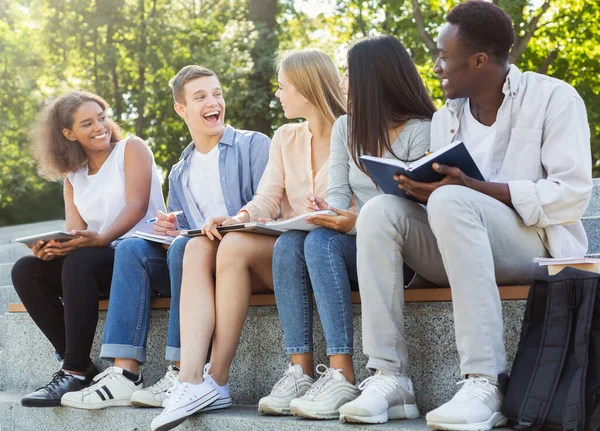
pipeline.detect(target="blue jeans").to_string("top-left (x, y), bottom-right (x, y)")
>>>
top-left (273, 228), bottom-right (357, 356)
top-left (100, 235), bottom-right (191, 363)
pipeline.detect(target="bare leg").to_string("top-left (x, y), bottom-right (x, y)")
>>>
top-left (209, 233), bottom-right (276, 386)
top-left (114, 358), bottom-right (139, 374)
top-left (291, 354), bottom-right (314, 377)
top-left (177, 236), bottom-right (220, 384)
top-left (330, 355), bottom-right (354, 384)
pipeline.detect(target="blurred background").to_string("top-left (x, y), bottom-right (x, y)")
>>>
top-left (0, 0), bottom-right (598, 226)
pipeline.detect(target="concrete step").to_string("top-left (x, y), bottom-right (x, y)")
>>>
top-left (0, 263), bottom-right (12, 286)
top-left (0, 302), bottom-right (526, 413)
top-left (0, 220), bottom-right (65, 245)
top-left (0, 392), bottom-right (514, 431)
top-left (0, 286), bottom-right (19, 312)
top-left (582, 216), bottom-right (600, 255)
top-left (583, 179), bottom-right (600, 217)
top-left (0, 243), bottom-right (31, 264)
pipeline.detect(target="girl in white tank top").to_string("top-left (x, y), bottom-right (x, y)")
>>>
top-left (12, 91), bottom-right (165, 406)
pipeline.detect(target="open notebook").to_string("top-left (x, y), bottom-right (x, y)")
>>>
top-left (181, 210), bottom-right (336, 238)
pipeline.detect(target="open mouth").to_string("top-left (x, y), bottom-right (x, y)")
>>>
top-left (203, 110), bottom-right (221, 124)
top-left (92, 132), bottom-right (108, 140)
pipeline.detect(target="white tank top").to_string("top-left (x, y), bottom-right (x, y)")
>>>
top-left (67, 137), bottom-right (166, 238)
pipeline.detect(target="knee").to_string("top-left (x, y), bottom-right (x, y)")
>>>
top-left (215, 233), bottom-right (249, 269)
top-left (114, 238), bottom-right (145, 261)
top-left (11, 255), bottom-right (43, 292)
top-left (304, 228), bottom-right (340, 259)
top-left (167, 236), bottom-right (189, 265)
top-left (356, 194), bottom-right (411, 237)
top-left (427, 185), bottom-right (475, 230)
top-left (62, 248), bottom-right (97, 273)
top-left (182, 237), bottom-right (215, 271)
top-left (273, 231), bottom-right (306, 263)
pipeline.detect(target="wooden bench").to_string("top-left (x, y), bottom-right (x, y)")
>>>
top-left (7, 285), bottom-right (530, 313)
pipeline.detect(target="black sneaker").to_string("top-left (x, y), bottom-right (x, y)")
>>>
top-left (22, 362), bottom-right (100, 407)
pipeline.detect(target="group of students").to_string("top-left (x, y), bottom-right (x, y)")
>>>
top-left (11, 2), bottom-right (593, 431)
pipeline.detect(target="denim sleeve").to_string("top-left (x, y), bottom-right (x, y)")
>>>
top-left (167, 173), bottom-right (191, 231)
top-left (249, 134), bottom-right (271, 195)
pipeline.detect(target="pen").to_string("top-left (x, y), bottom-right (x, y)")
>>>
top-left (145, 210), bottom-right (184, 223)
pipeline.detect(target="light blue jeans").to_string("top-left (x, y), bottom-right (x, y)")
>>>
top-left (100, 235), bottom-right (191, 363)
top-left (273, 228), bottom-right (357, 356)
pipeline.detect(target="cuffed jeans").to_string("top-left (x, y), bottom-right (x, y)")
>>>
top-left (100, 235), bottom-right (191, 363)
top-left (356, 186), bottom-right (548, 377)
top-left (273, 228), bottom-right (357, 356)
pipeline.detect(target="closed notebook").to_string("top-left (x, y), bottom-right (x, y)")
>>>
top-left (133, 231), bottom-right (174, 245)
top-left (359, 141), bottom-right (484, 202)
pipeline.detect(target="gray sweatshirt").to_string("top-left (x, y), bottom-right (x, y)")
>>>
top-left (326, 115), bottom-right (431, 214)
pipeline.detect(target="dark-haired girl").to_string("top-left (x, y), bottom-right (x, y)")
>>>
top-left (258, 35), bottom-right (435, 421)
top-left (12, 91), bottom-right (165, 407)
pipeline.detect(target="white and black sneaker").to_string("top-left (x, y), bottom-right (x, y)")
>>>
top-left (61, 366), bottom-right (143, 410)
top-left (131, 365), bottom-right (179, 408)
top-left (150, 380), bottom-right (219, 431)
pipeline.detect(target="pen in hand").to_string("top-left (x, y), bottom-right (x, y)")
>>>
top-left (145, 210), bottom-right (184, 223)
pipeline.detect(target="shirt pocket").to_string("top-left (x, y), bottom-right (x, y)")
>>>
top-left (502, 128), bottom-right (543, 180)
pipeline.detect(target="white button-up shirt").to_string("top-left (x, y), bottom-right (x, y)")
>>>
top-left (431, 65), bottom-right (593, 258)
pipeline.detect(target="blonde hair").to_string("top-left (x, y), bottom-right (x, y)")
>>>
top-left (33, 91), bottom-right (123, 181)
top-left (278, 49), bottom-right (346, 124)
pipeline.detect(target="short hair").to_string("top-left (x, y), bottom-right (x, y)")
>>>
top-left (33, 91), bottom-right (122, 181)
top-left (277, 49), bottom-right (347, 124)
top-left (446, 0), bottom-right (515, 63)
top-left (169, 65), bottom-right (217, 104)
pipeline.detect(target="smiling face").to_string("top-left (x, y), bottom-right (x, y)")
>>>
top-left (174, 75), bottom-right (225, 137)
top-left (62, 101), bottom-right (112, 153)
top-left (275, 70), bottom-right (310, 119)
top-left (433, 23), bottom-right (477, 100)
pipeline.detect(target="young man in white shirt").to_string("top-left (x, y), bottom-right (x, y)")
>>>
top-left (339, 1), bottom-right (592, 430)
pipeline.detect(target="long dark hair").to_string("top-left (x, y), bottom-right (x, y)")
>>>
top-left (347, 35), bottom-right (436, 172)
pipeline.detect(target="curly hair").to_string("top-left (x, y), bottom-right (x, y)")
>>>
top-left (446, 0), bottom-right (515, 63)
top-left (33, 91), bottom-right (123, 181)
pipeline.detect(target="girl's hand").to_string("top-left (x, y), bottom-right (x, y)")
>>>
top-left (27, 240), bottom-right (55, 261)
top-left (305, 193), bottom-right (329, 212)
top-left (44, 230), bottom-right (106, 256)
top-left (201, 216), bottom-right (231, 241)
top-left (305, 207), bottom-right (358, 233)
top-left (220, 211), bottom-right (250, 227)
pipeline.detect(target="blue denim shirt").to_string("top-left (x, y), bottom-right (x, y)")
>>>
top-left (167, 125), bottom-right (271, 230)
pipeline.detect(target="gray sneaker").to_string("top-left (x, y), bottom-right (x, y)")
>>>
top-left (258, 364), bottom-right (314, 415)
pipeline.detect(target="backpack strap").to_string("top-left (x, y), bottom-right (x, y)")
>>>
top-left (517, 280), bottom-right (575, 429)
top-left (563, 279), bottom-right (597, 430)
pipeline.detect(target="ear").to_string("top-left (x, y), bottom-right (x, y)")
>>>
top-left (62, 128), bottom-right (77, 142)
top-left (473, 52), bottom-right (488, 69)
top-left (174, 102), bottom-right (186, 119)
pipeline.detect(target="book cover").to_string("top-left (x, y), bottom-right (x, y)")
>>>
top-left (359, 141), bottom-right (484, 202)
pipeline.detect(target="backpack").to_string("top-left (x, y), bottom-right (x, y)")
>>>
top-left (502, 267), bottom-right (600, 431)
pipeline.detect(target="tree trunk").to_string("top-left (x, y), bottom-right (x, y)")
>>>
top-left (136, 0), bottom-right (157, 137)
top-left (107, 22), bottom-right (122, 118)
top-left (246, 0), bottom-right (278, 134)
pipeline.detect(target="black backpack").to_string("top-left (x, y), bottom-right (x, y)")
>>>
top-left (502, 267), bottom-right (600, 430)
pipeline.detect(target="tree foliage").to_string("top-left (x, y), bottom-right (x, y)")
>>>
top-left (0, 0), bottom-right (598, 226)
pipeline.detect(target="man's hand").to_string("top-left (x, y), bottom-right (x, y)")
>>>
top-left (395, 163), bottom-right (472, 202)
top-left (306, 207), bottom-right (358, 233)
top-left (153, 211), bottom-right (180, 237)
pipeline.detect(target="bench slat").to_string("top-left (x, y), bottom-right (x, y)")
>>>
top-left (6, 285), bottom-right (530, 313)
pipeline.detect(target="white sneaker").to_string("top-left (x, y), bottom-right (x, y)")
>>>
top-left (426, 375), bottom-right (508, 430)
top-left (258, 363), bottom-right (314, 415)
top-left (289, 364), bottom-right (360, 420)
top-left (150, 380), bottom-right (219, 431)
top-left (339, 369), bottom-right (420, 424)
top-left (131, 365), bottom-right (178, 408)
top-left (61, 366), bottom-right (143, 409)
top-left (202, 363), bottom-right (232, 411)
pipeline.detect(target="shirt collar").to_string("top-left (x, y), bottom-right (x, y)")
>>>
top-left (179, 124), bottom-right (234, 160)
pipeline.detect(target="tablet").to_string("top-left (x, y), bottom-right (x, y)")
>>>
top-left (14, 231), bottom-right (78, 246)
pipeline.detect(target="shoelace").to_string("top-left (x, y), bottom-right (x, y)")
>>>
top-left (455, 377), bottom-right (495, 402)
top-left (150, 369), bottom-right (177, 393)
top-left (358, 373), bottom-right (398, 397)
top-left (272, 364), bottom-right (300, 395)
top-left (305, 364), bottom-right (342, 396)
top-left (37, 370), bottom-right (69, 392)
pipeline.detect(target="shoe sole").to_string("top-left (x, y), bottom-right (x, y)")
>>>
top-left (203, 397), bottom-right (232, 412)
top-left (427, 412), bottom-right (507, 431)
top-left (21, 398), bottom-right (62, 408)
top-left (151, 390), bottom-right (220, 431)
top-left (61, 398), bottom-right (132, 410)
top-left (131, 399), bottom-right (163, 408)
top-left (290, 404), bottom-right (339, 420)
top-left (258, 404), bottom-right (292, 416)
top-left (340, 404), bottom-right (420, 424)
